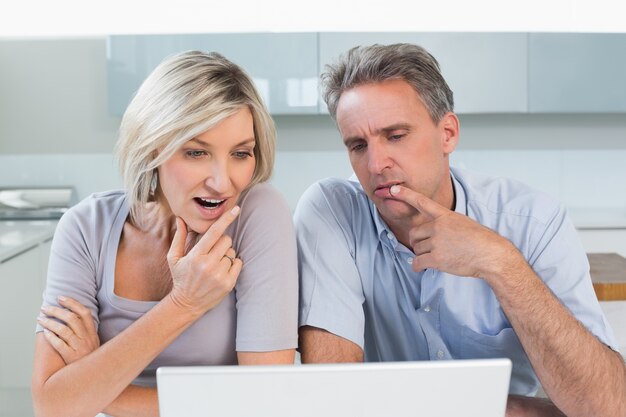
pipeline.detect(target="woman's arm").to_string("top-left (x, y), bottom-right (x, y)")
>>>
top-left (238, 349), bottom-right (295, 365)
top-left (33, 210), bottom-right (241, 417)
top-left (231, 184), bottom-right (299, 358)
top-left (33, 294), bottom-right (201, 417)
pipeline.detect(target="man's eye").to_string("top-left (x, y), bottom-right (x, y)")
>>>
top-left (351, 143), bottom-right (366, 152)
top-left (389, 134), bottom-right (405, 141)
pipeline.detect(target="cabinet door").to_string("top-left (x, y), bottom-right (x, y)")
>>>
top-left (107, 33), bottom-right (319, 116)
top-left (0, 246), bottom-right (40, 389)
top-left (529, 34), bottom-right (626, 112)
top-left (318, 33), bottom-right (528, 114)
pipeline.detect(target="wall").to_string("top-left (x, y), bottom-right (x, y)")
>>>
top-left (2, 38), bottom-right (626, 215)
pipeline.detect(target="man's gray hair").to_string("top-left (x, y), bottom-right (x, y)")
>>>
top-left (321, 43), bottom-right (454, 122)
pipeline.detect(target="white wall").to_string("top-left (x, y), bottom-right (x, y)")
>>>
top-left (1, 38), bottom-right (626, 217)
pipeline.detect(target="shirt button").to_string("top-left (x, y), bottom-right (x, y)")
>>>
top-left (407, 257), bottom-right (414, 264)
top-left (424, 305), bottom-right (431, 312)
top-left (437, 350), bottom-right (445, 359)
top-left (387, 232), bottom-right (393, 240)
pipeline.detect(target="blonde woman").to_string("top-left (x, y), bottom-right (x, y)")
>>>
top-left (32, 51), bottom-right (297, 417)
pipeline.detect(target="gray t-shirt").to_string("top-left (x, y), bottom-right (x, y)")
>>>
top-left (37, 182), bottom-right (298, 386)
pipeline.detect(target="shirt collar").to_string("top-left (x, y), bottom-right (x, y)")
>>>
top-left (451, 168), bottom-right (468, 216)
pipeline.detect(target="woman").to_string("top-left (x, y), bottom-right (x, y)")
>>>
top-left (32, 51), bottom-right (298, 417)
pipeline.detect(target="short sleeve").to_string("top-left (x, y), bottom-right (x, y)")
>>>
top-left (528, 204), bottom-right (619, 351)
top-left (294, 180), bottom-right (366, 349)
top-left (231, 183), bottom-right (299, 351)
top-left (35, 196), bottom-right (108, 332)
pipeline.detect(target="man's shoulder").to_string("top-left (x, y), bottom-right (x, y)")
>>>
top-left (294, 177), bottom-right (371, 224)
top-left (453, 167), bottom-right (562, 226)
top-left (299, 177), bottom-right (366, 206)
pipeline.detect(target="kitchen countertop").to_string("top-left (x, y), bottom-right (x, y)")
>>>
top-left (0, 220), bottom-right (58, 263)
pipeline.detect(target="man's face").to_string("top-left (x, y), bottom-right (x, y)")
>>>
top-left (335, 79), bottom-right (459, 224)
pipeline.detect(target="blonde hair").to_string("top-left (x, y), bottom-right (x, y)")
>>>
top-left (116, 50), bottom-right (275, 224)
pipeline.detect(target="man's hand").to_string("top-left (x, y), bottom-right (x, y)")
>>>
top-left (389, 184), bottom-right (522, 280)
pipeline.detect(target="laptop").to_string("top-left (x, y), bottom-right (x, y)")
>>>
top-left (157, 358), bottom-right (511, 417)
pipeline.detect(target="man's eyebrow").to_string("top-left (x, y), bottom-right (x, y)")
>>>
top-left (380, 123), bottom-right (412, 133)
top-left (343, 136), bottom-right (363, 147)
top-left (342, 123), bottom-right (412, 147)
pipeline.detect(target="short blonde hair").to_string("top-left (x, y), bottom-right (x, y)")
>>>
top-left (116, 50), bottom-right (276, 224)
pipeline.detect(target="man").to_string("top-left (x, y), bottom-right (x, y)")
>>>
top-left (294, 43), bottom-right (625, 416)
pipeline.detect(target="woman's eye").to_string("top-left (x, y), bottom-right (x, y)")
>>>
top-left (233, 151), bottom-right (253, 159)
top-left (186, 150), bottom-right (206, 158)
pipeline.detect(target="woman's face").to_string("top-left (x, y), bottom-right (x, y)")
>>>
top-left (157, 107), bottom-right (256, 233)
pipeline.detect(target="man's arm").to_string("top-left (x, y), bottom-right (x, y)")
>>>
top-left (299, 326), bottom-right (363, 363)
top-left (490, 250), bottom-right (626, 417)
top-left (389, 184), bottom-right (626, 417)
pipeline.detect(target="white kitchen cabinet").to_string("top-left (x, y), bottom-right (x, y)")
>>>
top-left (318, 32), bottom-right (528, 114)
top-left (577, 228), bottom-right (626, 258)
top-left (529, 34), bottom-right (626, 113)
top-left (107, 33), bottom-right (319, 116)
top-left (0, 240), bottom-right (51, 417)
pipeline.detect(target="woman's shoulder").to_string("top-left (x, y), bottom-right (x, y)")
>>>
top-left (58, 190), bottom-right (128, 233)
top-left (231, 183), bottom-right (293, 245)
top-left (238, 182), bottom-right (290, 216)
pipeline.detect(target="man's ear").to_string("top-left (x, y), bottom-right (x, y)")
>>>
top-left (439, 112), bottom-right (460, 155)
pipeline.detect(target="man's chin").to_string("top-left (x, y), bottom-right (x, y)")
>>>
top-left (375, 198), bottom-right (415, 220)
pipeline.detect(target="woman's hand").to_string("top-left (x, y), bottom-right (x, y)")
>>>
top-left (37, 296), bottom-right (100, 365)
top-left (166, 206), bottom-right (243, 318)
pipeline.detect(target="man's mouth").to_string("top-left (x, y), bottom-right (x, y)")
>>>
top-left (374, 182), bottom-right (401, 198)
top-left (194, 197), bottom-right (226, 209)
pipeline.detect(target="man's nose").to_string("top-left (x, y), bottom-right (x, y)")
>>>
top-left (367, 142), bottom-right (393, 174)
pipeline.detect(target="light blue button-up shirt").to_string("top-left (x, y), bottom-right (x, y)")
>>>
top-left (295, 167), bottom-right (618, 396)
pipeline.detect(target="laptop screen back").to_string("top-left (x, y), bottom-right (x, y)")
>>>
top-left (157, 358), bottom-right (511, 417)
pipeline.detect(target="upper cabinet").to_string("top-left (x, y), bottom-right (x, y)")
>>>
top-left (529, 33), bottom-right (626, 113)
top-left (107, 32), bottom-right (626, 116)
top-left (319, 33), bottom-right (528, 114)
top-left (107, 33), bottom-right (319, 116)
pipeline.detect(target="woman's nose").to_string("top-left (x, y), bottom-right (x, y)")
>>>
top-left (203, 161), bottom-right (231, 194)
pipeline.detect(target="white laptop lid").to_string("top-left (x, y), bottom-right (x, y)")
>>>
top-left (157, 358), bottom-right (511, 417)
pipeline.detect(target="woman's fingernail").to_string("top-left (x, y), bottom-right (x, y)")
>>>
top-left (230, 206), bottom-right (240, 215)
top-left (58, 296), bottom-right (67, 302)
top-left (390, 185), bottom-right (400, 195)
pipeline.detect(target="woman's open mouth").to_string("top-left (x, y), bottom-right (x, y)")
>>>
top-left (194, 197), bottom-right (226, 209)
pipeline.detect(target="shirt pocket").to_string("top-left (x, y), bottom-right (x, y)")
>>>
top-left (461, 326), bottom-right (539, 396)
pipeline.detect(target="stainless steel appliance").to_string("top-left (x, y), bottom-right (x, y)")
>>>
top-left (0, 187), bottom-right (76, 220)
